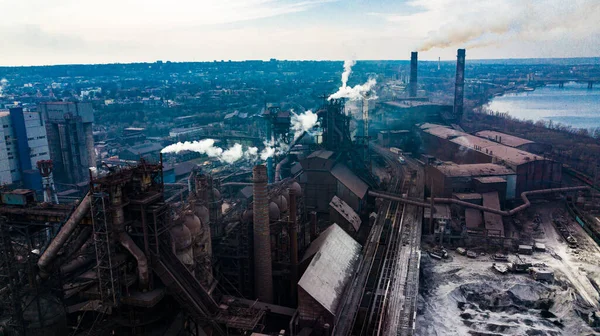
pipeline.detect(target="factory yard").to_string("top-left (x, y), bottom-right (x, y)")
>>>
top-left (417, 201), bottom-right (600, 336)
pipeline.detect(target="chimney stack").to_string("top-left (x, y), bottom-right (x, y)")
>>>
top-left (453, 49), bottom-right (466, 119)
top-left (409, 51), bottom-right (418, 98)
top-left (253, 165), bottom-right (273, 303)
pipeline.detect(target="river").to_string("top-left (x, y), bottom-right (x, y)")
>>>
top-left (486, 82), bottom-right (600, 130)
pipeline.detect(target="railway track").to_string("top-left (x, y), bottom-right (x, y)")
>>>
top-left (335, 144), bottom-right (423, 336)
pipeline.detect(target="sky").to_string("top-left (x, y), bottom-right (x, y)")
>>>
top-left (1, 0), bottom-right (599, 66)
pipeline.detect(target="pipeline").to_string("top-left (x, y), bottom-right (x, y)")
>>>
top-left (60, 253), bottom-right (94, 274)
top-left (119, 232), bottom-right (150, 290)
top-left (38, 193), bottom-right (91, 278)
top-left (275, 157), bottom-right (290, 182)
top-left (369, 186), bottom-right (590, 216)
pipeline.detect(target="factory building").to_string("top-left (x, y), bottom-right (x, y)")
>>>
top-left (420, 124), bottom-right (561, 195)
top-left (474, 130), bottom-right (552, 155)
top-left (0, 108), bottom-right (51, 189)
top-left (38, 102), bottom-right (95, 185)
top-left (299, 150), bottom-right (369, 214)
top-left (297, 224), bottom-right (361, 329)
top-left (426, 163), bottom-right (516, 201)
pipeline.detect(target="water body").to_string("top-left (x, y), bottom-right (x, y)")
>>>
top-left (486, 83), bottom-right (600, 130)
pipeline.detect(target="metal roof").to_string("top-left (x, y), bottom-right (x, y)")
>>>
top-left (331, 163), bottom-right (369, 199)
top-left (423, 126), bottom-right (464, 139)
top-left (308, 150), bottom-right (335, 159)
top-left (475, 130), bottom-right (534, 148)
top-left (124, 142), bottom-right (163, 155)
top-left (474, 176), bottom-right (507, 184)
top-left (298, 224), bottom-right (361, 316)
top-left (435, 163), bottom-right (514, 177)
top-left (329, 195), bottom-right (362, 231)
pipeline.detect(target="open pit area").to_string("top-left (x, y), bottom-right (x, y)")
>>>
top-left (416, 201), bottom-right (600, 336)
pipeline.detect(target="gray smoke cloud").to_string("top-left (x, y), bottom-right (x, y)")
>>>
top-left (415, 0), bottom-right (600, 51)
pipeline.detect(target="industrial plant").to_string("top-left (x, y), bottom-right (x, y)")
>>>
top-left (0, 48), bottom-right (599, 336)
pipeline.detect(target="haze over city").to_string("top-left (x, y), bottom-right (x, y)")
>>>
top-left (1, 0), bottom-right (600, 65)
top-left (1, 1), bottom-right (600, 336)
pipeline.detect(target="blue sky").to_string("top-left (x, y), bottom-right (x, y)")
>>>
top-left (1, 0), bottom-right (599, 65)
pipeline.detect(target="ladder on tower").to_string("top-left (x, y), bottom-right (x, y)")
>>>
top-left (90, 192), bottom-right (121, 307)
top-left (0, 219), bottom-right (25, 333)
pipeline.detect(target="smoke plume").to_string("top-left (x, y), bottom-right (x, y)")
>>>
top-left (341, 60), bottom-right (356, 87)
top-left (290, 110), bottom-right (319, 140)
top-left (414, 0), bottom-right (600, 51)
top-left (161, 138), bottom-right (282, 164)
top-left (329, 60), bottom-right (378, 101)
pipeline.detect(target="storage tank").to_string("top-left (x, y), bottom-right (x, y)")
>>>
top-left (272, 194), bottom-right (288, 213)
top-left (289, 182), bottom-right (302, 196)
top-left (269, 202), bottom-right (281, 220)
top-left (170, 220), bottom-right (194, 269)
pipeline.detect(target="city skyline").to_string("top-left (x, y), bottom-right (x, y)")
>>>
top-left (1, 0), bottom-right (599, 66)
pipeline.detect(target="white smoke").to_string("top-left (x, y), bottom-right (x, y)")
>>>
top-left (221, 143), bottom-right (243, 164)
top-left (341, 60), bottom-right (356, 87)
top-left (329, 78), bottom-right (378, 101)
top-left (329, 60), bottom-right (377, 101)
top-left (161, 139), bottom-right (282, 164)
top-left (290, 110), bottom-right (319, 140)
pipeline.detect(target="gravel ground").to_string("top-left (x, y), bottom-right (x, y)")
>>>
top-left (416, 201), bottom-right (600, 336)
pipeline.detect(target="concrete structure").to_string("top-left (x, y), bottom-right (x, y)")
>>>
top-left (420, 124), bottom-right (561, 195)
top-left (453, 48), bottom-right (465, 119)
top-left (252, 165), bottom-right (273, 303)
top-left (0, 108), bottom-right (51, 189)
top-left (409, 51), bottom-right (418, 98)
top-left (38, 102), bottom-right (95, 184)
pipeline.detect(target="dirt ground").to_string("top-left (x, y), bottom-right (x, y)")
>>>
top-left (416, 201), bottom-right (600, 336)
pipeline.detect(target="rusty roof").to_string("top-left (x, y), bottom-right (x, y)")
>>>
top-left (475, 130), bottom-right (534, 148)
top-left (435, 163), bottom-right (514, 177)
top-left (329, 195), bottom-right (362, 231)
top-left (298, 224), bottom-right (361, 316)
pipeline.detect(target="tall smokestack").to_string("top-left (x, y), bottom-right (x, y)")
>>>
top-left (253, 165), bottom-right (273, 303)
top-left (288, 188), bottom-right (298, 306)
top-left (453, 49), bottom-right (466, 119)
top-left (409, 51), bottom-right (418, 98)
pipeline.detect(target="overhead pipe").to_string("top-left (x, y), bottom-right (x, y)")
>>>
top-left (119, 232), bottom-right (150, 290)
top-left (275, 157), bottom-right (290, 182)
top-left (369, 186), bottom-right (590, 216)
top-left (112, 185), bottom-right (150, 290)
top-left (60, 253), bottom-right (94, 274)
top-left (38, 193), bottom-right (91, 278)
